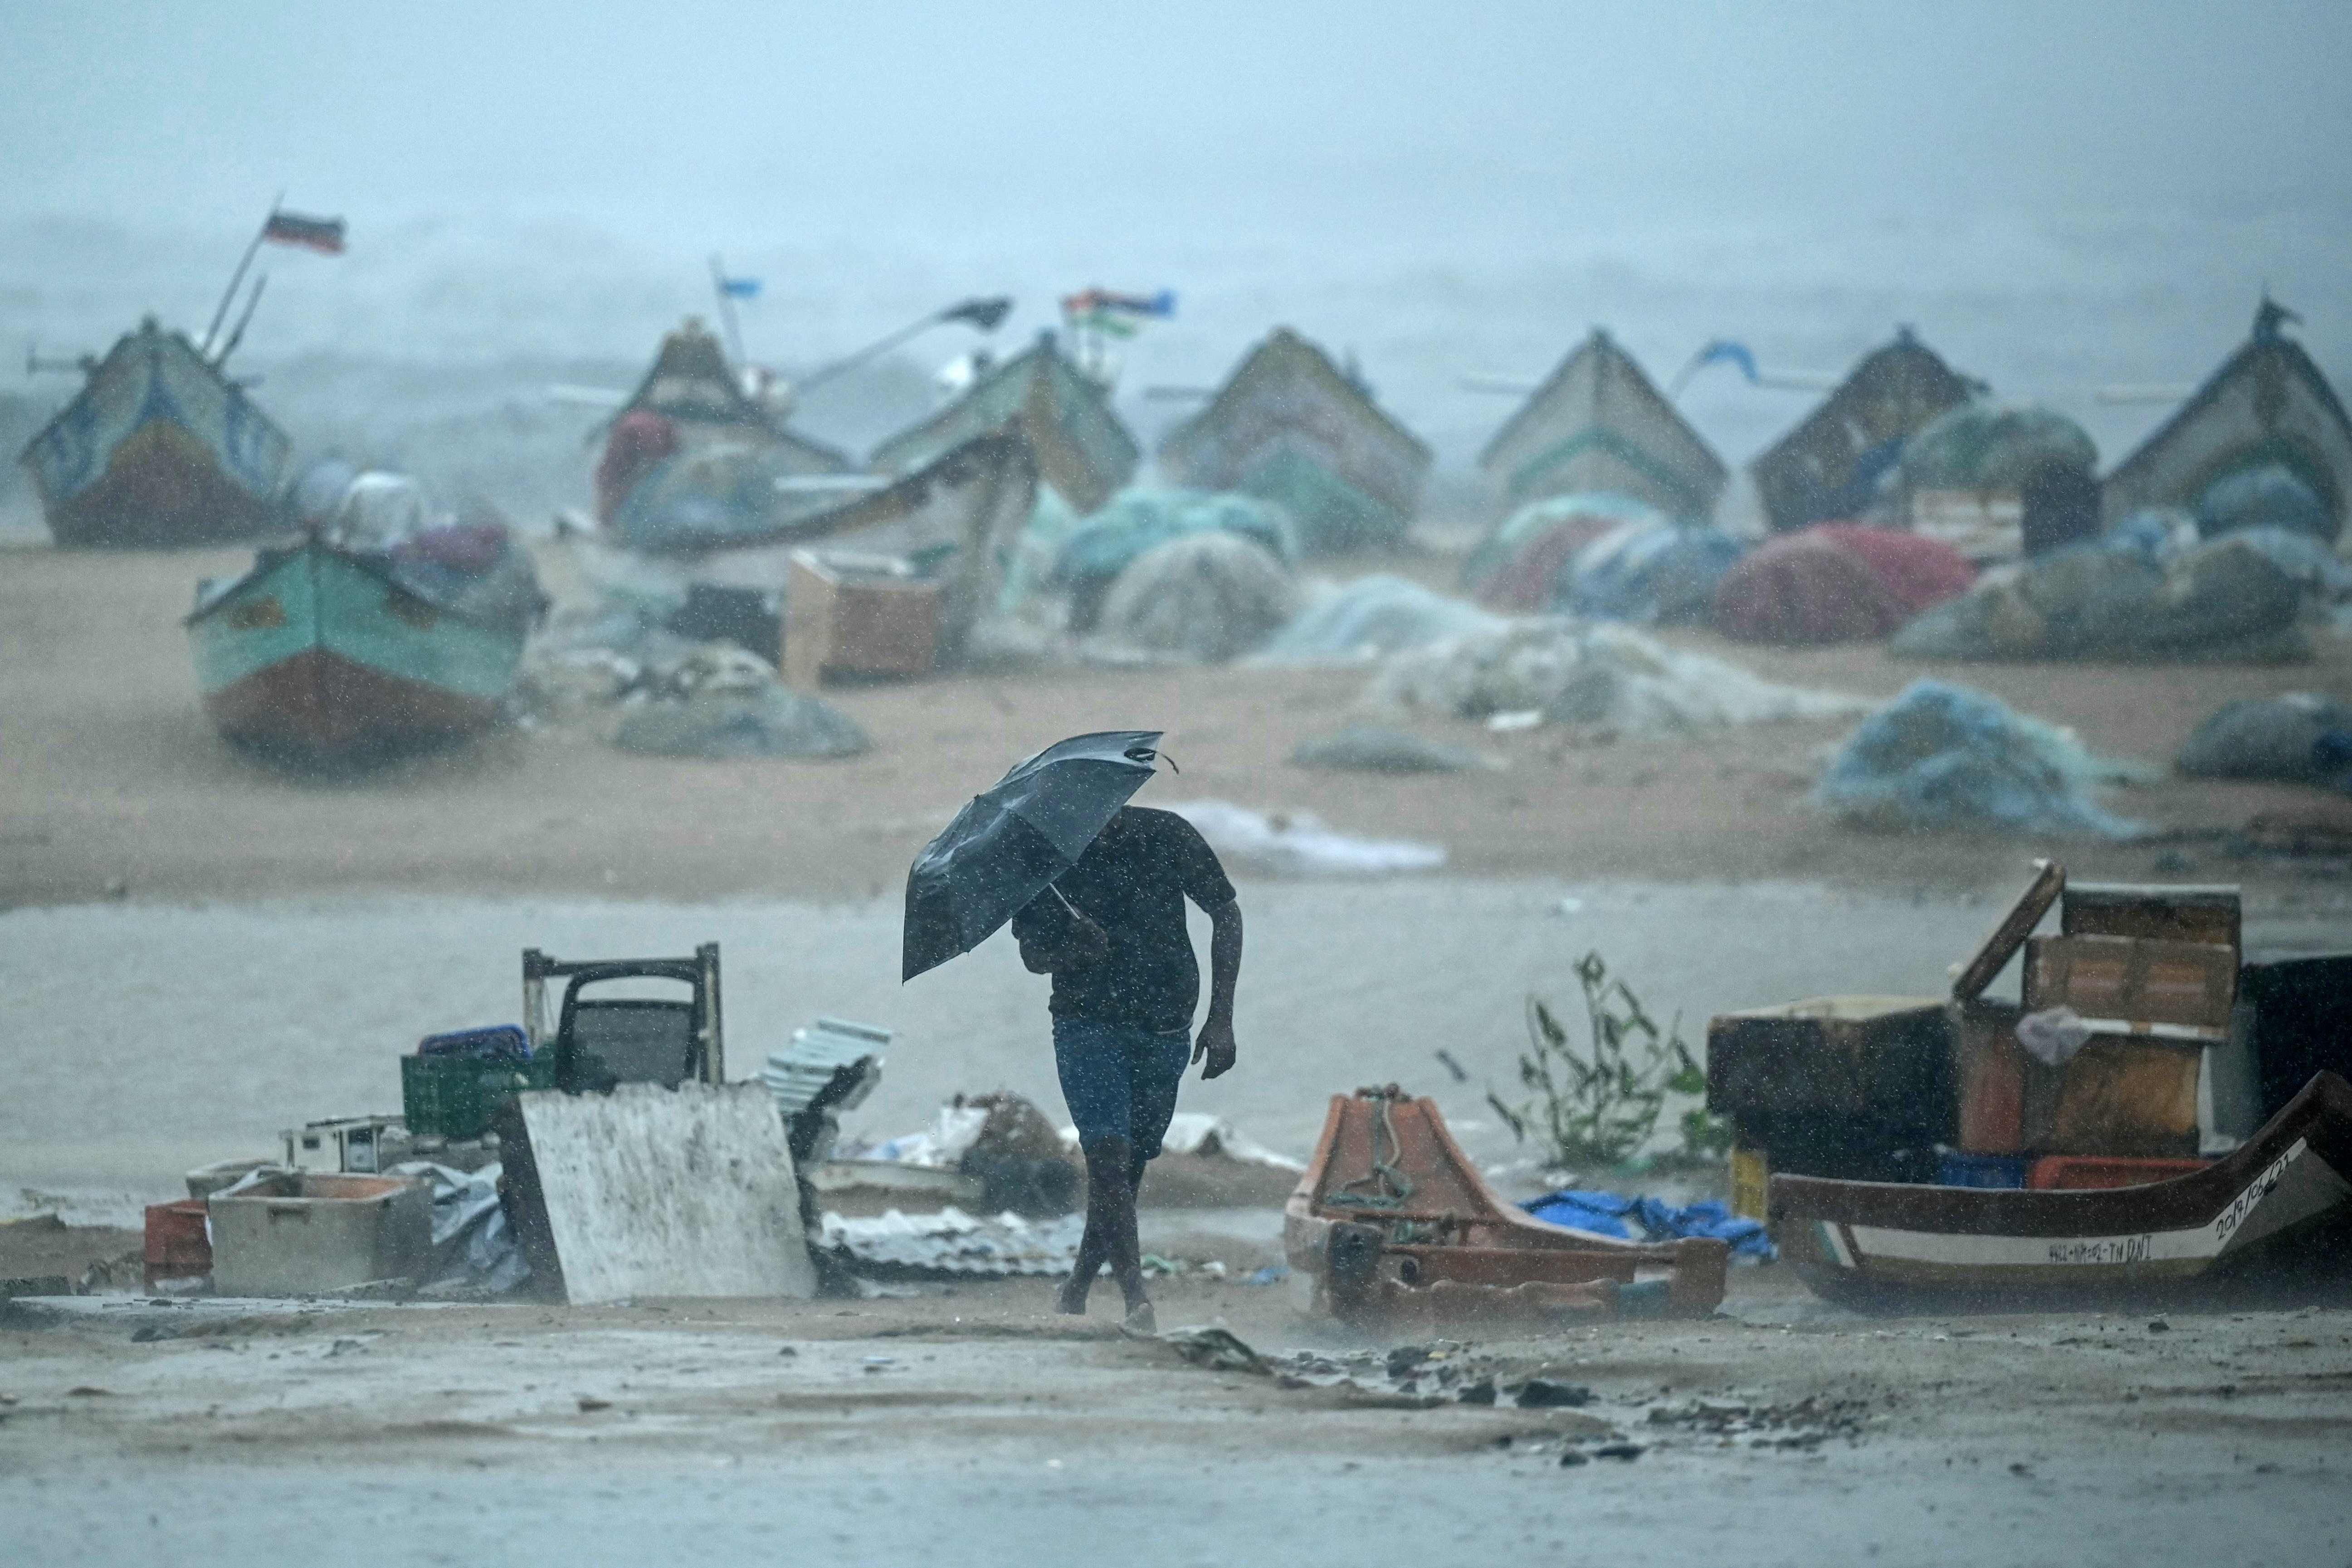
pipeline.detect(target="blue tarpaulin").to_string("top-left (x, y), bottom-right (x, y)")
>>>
top-left (1521, 1188), bottom-right (1775, 1261)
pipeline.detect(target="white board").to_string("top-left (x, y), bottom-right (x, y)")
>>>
top-left (515, 1081), bottom-right (817, 1303)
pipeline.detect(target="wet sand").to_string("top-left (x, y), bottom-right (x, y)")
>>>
top-left (4, 1279), bottom-right (2347, 1568)
top-left (5, 539), bottom-right (2350, 909)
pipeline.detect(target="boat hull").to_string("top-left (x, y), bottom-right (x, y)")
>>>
top-left (21, 319), bottom-right (290, 548)
top-left (188, 542), bottom-right (526, 759)
top-left (1283, 1089), bottom-right (1727, 1331)
top-left (1772, 1071), bottom-right (2352, 1310)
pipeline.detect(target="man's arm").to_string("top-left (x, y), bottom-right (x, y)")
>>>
top-left (1192, 897), bottom-right (1243, 1077)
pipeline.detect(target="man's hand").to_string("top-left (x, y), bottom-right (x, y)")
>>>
top-left (1066, 911), bottom-right (1110, 966)
top-left (1192, 1016), bottom-right (1238, 1079)
top-left (1018, 907), bottom-right (1111, 974)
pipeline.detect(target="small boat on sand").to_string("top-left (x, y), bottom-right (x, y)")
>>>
top-left (1284, 1086), bottom-right (1727, 1332)
top-left (19, 317), bottom-right (291, 548)
top-left (586, 428), bottom-right (1038, 671)
top-left (187, 494), bottom-right (544, 760)
top-left (870, 329), bottom-right (1137, 515)
top-left (1476, 328), bottom-right (1727, 521)
top-left (1773, 1071), bottom-right (2352, 1310)
top-left (1157, 328), bottom-right (1431, 555)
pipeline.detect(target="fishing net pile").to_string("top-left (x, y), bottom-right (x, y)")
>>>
top-left (1818, 680), bottom-right (2149, 839)
top-left (1364, 618), bottom-right (1871, 735)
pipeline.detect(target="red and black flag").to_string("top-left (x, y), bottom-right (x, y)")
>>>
top-left (261, 209), bottom-right (347, 255)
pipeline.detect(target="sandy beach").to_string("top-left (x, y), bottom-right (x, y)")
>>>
top-left (7, 536), bottom-right (2352, 1568)
top-left (5, 537), bottom-right (2349, 911)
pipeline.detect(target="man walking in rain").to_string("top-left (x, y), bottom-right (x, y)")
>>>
top-left (1012, 805), bottom-right (1243, 1332)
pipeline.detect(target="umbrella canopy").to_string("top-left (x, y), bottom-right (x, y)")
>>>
top-left (901, 730), bottom-right (1164, 982)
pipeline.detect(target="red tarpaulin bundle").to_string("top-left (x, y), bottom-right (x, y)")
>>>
top-left (1473, 512), bottom-right (1622, 612)
top-left (1808, 524), bottom-right (1977, 615)
top-left (1713, 525), bottom-right (1976, 646)
top-left (595, 410), bottom-right (680, 524)
top-left (1712, 532), bottom-right (1901, 645)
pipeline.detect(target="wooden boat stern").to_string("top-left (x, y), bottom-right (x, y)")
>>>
top-left (1284, 1086), bottom-right (1727, 1332)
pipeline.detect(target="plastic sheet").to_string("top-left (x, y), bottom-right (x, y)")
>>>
top-left (2198, 463), bottom-right (2332, 542)
top-left (1161, 799), bottom-right (1446, 876)
top-left (1464, 492), bottom-right (1664, 610)
top-left (1563, 520), bottom-right (1747, 624)
top-left (1818, 679), bottom-right (2148, 838)
top-left (1899, 403), bottom-right (2097, 492)
top-left (1521, 1188), bottom-right (1775, 1262)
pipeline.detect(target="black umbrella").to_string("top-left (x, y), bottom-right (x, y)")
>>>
top-left (901, 730), bottom-right (1164, 982)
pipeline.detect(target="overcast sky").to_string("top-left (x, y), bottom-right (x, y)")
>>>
top-left (6, 1), bottom-right (2347, 232)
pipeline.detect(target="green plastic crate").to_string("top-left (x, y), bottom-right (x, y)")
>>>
top-left (399, 1053), bottom-right (557, 1139)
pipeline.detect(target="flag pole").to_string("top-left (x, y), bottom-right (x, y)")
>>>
top-left (203, 194), bottom-right (282, 354)
top-left (213, 274), bottom-right (268, 372)
top-left (709, 254), bottom-right (748, 369)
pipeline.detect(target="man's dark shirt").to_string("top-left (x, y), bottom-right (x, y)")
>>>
top-left (1010, 806), bottom-right (1236, 1032)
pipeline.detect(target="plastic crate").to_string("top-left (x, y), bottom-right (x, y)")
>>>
top-left (1936, 1151), bottom-right (2028, 1189)
top-left (400, 1052), bottom-right (555, 1138)
top-left (2027, 1155), bottom-right (2210, 1191)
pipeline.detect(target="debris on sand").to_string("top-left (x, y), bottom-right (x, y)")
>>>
top-left (818, 1206), bottom-right (1084, 1278)
top-left (1818, 680), bottom-right (2150, 839)
top-left (610, 646), bottom-right (871, 760)
top-left (1645, 1395), bottom-right (1870, 1451)
top-left (1163, 800), bottom-right (1446, 876)
top-left (1159, 1325), bottom-right (1272, 1375)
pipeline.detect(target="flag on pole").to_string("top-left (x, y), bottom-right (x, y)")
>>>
top-left (1059, 287), bottom-right (1175, 323)
top-left (1689, 340), bottom-right (1759, 384)
top-left (940, 295), bottom-right (1013, 331)
top-left (261, 210), bottom-right (347, 255)
top-left (717, 275), bottom-right (762, 300)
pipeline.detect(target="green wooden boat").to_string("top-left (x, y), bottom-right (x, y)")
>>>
top-left (186, 535), bottom-right (536, 759)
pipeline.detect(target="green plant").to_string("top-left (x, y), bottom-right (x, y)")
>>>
top-left (1488, 950), bottom-right (1714, 1169)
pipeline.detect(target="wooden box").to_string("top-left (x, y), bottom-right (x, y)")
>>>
top-left (784, 550), bottom-right (942, 688)
top-left (2022, 935), bottom-right (2237, 1043)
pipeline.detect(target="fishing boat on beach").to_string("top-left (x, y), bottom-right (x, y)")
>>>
top-left (1749, 328), bottom-right (1978, 532)
top-left (186, 484), bottom-right (544, 760)
top-left (587, 427), bottom-right (1038, 672)
top-left (870, 329), bottom-right (1137, 515)
top-left (1157, 328), bottom-right (1431, 555)
top-left (18, 317), bottom-right (291, 548)
top-left (1773, 1071), bottom-right (2352, 1310)
top-left (1476, 329), bottom-right (1726, 521)
top-left (593, 318), bottom-right (855, 525)
top-left (2101, 298), bottom-right (2352, 543)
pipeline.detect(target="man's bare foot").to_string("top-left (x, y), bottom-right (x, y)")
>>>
top-left (1121, 1299), bottom-right (1157, 1335)
top-left (1055, 1276), bottom-right (1089, 1316)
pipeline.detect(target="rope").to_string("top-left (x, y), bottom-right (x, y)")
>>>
top-left (1326, 1084), bottom-right (1416, 1215)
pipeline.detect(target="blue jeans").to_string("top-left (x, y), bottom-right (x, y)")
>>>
top-left (1052, 1017), bottom-right (1191, 1158)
